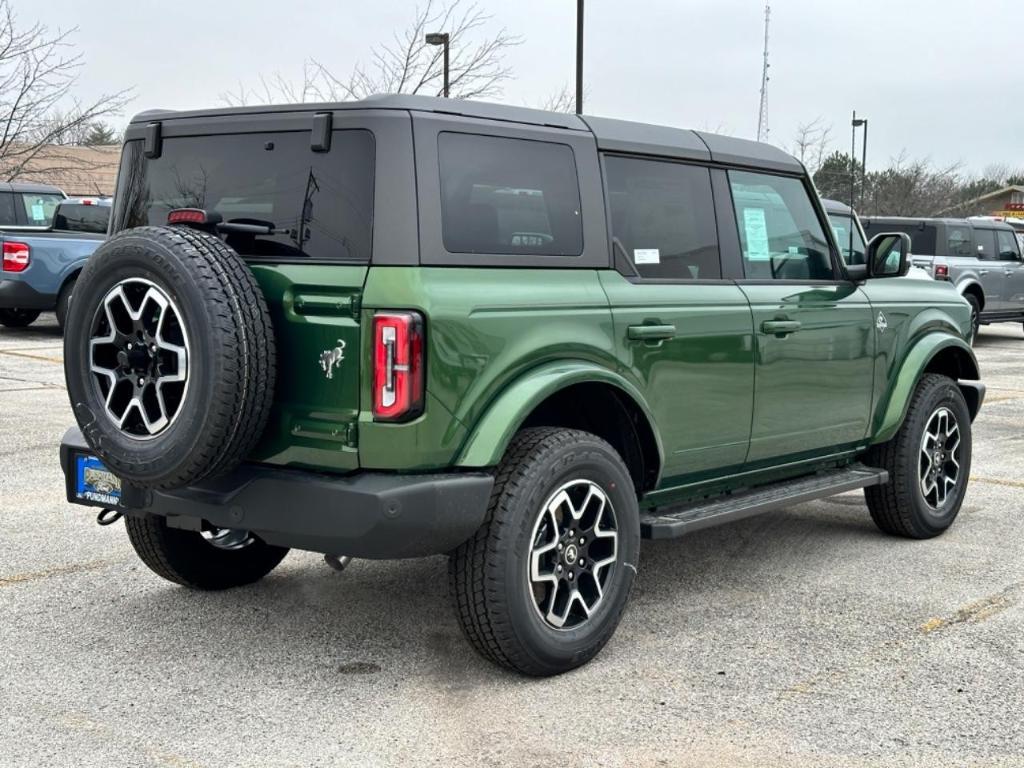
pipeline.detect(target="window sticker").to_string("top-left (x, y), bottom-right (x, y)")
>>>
top-left (633, 248), bottom-right (660, 265)
top-left (31, 204), bottom-right (45, 222)
top-left (743, 207), bottom-right (771, 261)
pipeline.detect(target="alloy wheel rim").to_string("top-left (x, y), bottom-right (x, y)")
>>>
top-left (527, 479), bottom-right (618, 630)
top-left (919, 406), bottom-right (962, 511)
top-left (201, 527), bottom-right (254, 550)
top-left (88, 278), bottom-right (190, 440)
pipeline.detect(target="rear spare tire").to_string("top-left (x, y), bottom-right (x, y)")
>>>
top-left (63, 226), bottom-right (276, 489)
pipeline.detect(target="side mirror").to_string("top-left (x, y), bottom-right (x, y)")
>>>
top-left (866, 232), bottom-right (912, 278)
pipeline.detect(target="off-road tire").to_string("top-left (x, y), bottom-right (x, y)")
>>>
top-left (864, 374), bottom-right (972, 539)
top-left (0, 308), bottom-right (40, 328)
top-left (63, 226), bottom-right (276, 489)
top-left (449, 428), bottom-right (640, 676)
top-left (125, 513), bottom-right (288, 590)
top-left (55, 278), bottom-right (75, 331)
top-left (965, 294), bottom-right (981, 344)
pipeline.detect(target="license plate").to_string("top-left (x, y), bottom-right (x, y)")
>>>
top-left (73, 454), bottom-right (124, 507)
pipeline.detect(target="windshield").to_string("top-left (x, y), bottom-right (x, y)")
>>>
top-left (20, 193), bottom-right (65, 227)
top-left (828, 212), bottom-right (866, 265)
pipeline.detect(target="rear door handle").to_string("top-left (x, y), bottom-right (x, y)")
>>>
top-left (627, 324), bottom-right (676, 341)
top-left (761, 319), bottom-right (802, 336)
top-left (979, 269), bottom-right (989, 275)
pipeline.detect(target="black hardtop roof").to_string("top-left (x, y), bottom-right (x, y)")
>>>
top-left (862, 214), bottom-right (1017, 232)
top-left (131, 94), bottom-right (804, 173)
top-left (0, 181), bottom-right (66, 195)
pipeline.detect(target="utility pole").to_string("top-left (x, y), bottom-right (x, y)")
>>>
top-left (575, 0), bottom-right (584, 114)
top-left (756, 3), bottom-right (770, 142)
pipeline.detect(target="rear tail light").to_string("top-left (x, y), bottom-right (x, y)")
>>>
top-left (934, 263), bottom-right (949, 280)
top-left (2, 241), bottom-right (30, 272)
top-left (372, 311), bottom-right (424, 422)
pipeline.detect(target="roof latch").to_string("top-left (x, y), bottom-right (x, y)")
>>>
top-left (311, 112), bottom-right (332, 153)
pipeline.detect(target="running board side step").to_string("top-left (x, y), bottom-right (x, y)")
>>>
top-left (639, 464), bottom-right (888, 540)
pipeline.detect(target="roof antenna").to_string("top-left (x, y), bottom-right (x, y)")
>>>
top-left (756, 3), bottom-right (770, 142)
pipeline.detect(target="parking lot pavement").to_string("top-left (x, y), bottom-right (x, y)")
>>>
top-left (2, 314), bottom-right (1023, 768)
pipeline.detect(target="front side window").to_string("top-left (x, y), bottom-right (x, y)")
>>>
top-left (947, 226), bottom-right (973, 256)
top-left (729, 171), bottom-right (833, 280)
top-left (996, 229), bottom-right (1020, 260)
top-left (438, 132), bottom-right (583, 256)
top-left (603, 155), bottom-right (719, 280)
top-left (113, 130), bottom-right (375, 262)
top-left (19, 192), bottom-right (64, 227)
top-left (828, 212), bottom-right (866, 265)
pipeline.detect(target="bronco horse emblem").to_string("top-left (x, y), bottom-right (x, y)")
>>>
top-left (319, 340), bottom-right (346, 380)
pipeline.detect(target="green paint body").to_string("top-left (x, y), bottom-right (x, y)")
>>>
top-left (247, 263), bottom-right (978, 503)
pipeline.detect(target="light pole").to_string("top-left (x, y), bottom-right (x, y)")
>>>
top-left (426, 32), bottom-right (450, 98)
top-left (575, 0), bottom-right (584, 114)
top-left (851, 111), bottom-right (868, 212)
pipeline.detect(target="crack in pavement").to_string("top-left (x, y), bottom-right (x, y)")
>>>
top-left (0, 349), bottom-right (63, 364)
top-left (920, 582), bottom-right (1023, 634)
top-left (0, 559), bottom-right (117, 587)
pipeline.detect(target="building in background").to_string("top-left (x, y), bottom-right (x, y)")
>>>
top-left (954, 185), bottom-right (1024, 220)
top-left (6, 144), bottom-right (120, 197)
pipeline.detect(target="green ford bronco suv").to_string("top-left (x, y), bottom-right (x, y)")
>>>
top-left (60, 95), bottom-right (984, 676)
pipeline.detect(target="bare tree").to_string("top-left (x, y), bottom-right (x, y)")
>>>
top-left (0, 1), bottom-right (131, 181)
top-left (222, 0), bottom-right (520, 106)
top-left (791, 117), bottom-right (832, 174)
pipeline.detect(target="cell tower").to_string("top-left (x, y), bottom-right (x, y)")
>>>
top-left (756, 3), bottom-right (771, 142)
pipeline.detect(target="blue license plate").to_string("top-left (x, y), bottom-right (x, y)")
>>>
top-left (74, 455), bottom-right (123, 507)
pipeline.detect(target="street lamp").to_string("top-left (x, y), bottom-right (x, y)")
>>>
top-left (851, 111), bottom-right (868, 213)
top-left (426, 32), bottom-right (450, 98)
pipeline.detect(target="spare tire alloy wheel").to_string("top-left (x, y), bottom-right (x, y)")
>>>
top-left (529, 479), bottom-right (618, 629)
top-left (89, 278), bottom-right (189, 438)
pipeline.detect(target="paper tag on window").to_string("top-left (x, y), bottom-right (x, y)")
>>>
top-left (31, 204), bottom-right (45, 221)
top-left (743, 208), bottom-right (771, 261)
top-left (634, 248), bottom-right (660, 265)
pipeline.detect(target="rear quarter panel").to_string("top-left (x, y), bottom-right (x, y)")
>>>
top-left (0, 231), bottom-right (103, 298)
top-left (358, 267), bottom-right (618, 470)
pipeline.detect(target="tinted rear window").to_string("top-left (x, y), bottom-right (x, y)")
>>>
top-left (0, 192), bottom-right (15, 226)
top-left (863, 221), bottom-right (937, 255)
top-left (438, 132), bottom-right (583, 257)
top-left (54, 203), bottom-right (110, 234)
top-left (113, 130), bottom-right (374, 262)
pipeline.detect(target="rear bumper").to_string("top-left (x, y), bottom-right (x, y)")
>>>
top-left (59, 427), bottom-right (493, 559)
top-left (0, 279), bottom-right (54, 310)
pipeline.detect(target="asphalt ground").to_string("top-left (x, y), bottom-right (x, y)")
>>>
top-left (2, 313), bottom-right (1023, 767)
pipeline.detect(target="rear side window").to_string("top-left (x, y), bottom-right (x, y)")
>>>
top-left (728, 171), bottom-right (833, 280)
top-left (438, 132), bottom-right (583, 256)
top-left (113, 130), bottom-right (374, 262)
top-left (54, 204), bottom-right (110, 234)
top-left (0, 192), bottom-right (16, 226)
top-left (974, 229), bottom-right (997, 260)
top-left (603, 155), bottom-right (719, 280)
top-left (947, 225), bottom-right (973, 256)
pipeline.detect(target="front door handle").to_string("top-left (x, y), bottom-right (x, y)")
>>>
top-left (1006, 270), bottom-right (1015, 276)
top-left (761, 319), bottom-right (802, 336)
top-left (627, 324), bottom-right (676, 341)
top-left (979, 269), bottom-right (989, 275)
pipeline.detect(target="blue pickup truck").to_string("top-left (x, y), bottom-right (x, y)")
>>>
top-left (0, 182), bottom-right (110, 329)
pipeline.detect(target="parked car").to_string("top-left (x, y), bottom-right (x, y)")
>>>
top-left (0, 188), bottom-right (111, 329)
top-left (862, 215), bottom-right (1024, 339)
top-left (822, 198), bottom-right (932, 280)
top-left (59, 96), bottom-right (983, 676)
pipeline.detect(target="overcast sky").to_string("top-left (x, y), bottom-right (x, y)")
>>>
top-left (41, 0), bottom-right (1021, 174)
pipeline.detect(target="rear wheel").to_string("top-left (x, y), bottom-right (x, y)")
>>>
top-left (449, 428), bottom-right (640, 676)
top-left (0, 308), bottom-right (40, 328)
top-left (125, 513), bottom-right (288, 589)
top-left (864, 374), bottom-right (972, 539)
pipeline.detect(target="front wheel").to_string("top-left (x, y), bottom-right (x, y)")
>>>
top-left (449, 428), bottom-right (640, 676)
top-left (864, 374), bottom-right (972, 539)
top-left (0, 308), bottom-right (40, 328)
top-left (125, 513), bottom-right (289, 589)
